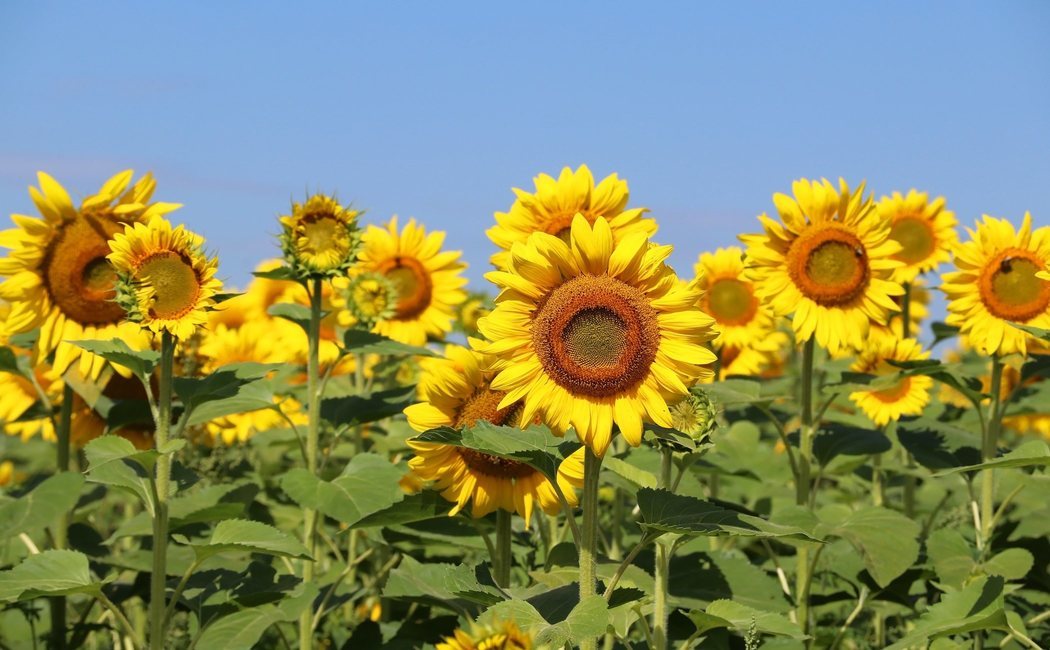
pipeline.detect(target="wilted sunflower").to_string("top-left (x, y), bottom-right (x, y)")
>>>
top-left (108, 218), bottom-right (223, 340)
top-left (475, 215), bottom-right (717, 456)
top-left (695, 246), bottom-right (775, 350)
top-left (487, 164), bottom-right (655, 269)
top-left (404, 344), bottom-right (583, 526)
top-left (849, 338), bottom-right (933, 427)
top-left (436, 619), bottom-right (532, 650)
top-left (279, 194), bottom-right (361, 276)
top-left (0, 171), bottom-right (177, 378)
top-left (943, 213), bottom-right (1050, 356)
top-left (355, 216), bottom-right (467, 345)
top-left (878, 190), bottom-right (957, 283)
top-left (741, 178), bottom-right (904, 355)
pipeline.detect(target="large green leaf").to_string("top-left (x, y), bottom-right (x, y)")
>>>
top-left (73, 339), bottom-right (159, 380)
top-left (350, 490), bottom-right (453, 529)
top-left (320, 385), bottom-right (416, 427)
top-left (0, 550), bottom-right (102, 602)
top-left (280, 453), bottom-right (404, 527)
top-left (897, 418), bottom-right (982, 471)
top-left (636, 489), bottom-right (817, 540)
top-left (811, 424), bottom-right (892, 465)
top-left (268, 303), bottom-right (315, 333)
top-left (887, 576), bottom-right (1009, 649)
top-left (343, 329), bottom-right (436, 357)
top-left (0, 345), bottom-right (31, 378)
top-left (479, 595), bottom-right (609, 647)
top-left (194, 582), bottom-right (318, 650)
top-left (191, 519), bottom-right (311, 561)
top-left (926, 529), bottom-right (975, 589)
top-left (982, 548), bottom-right (1034, 581)
top-left (1010, 322), bottom-right (1050, 342)
top-left (691, 599), bottom-right (808, 640)
top-left (0, 472), bottom-right (84, 539)
top-left (602, 456), bottom-right (657, 489)
top-left (829, 506), bottom-right (920, 587)
top-left (383, 556), bottom-right (503, 606)
top-left (702, 378), bottom-right (777, 406)
top-left (413, 422), bottom-right (569, 483)
top-left (109, 483), bottom-right (255, 539)
top-left (82, 435), bottom-right (169, 507)
top-left (175, 362), bottom-right (279, 416)
top-left (934, 440), bottom-right (1050, 475)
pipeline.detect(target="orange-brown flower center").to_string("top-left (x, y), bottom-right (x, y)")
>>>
top-left (870, 377), bottom-right (913, 404)
top-left (704, 278), bottom-right (758, 326)
top-left (454, 388), bottom-right (521, 428)
top-left (533, 274), bottom-right (659, 397)
top-left (457, 448), bottom-right (536, 479)
top-left (136, 251), bottom-right (202, 320)
top-left (890, 215), bottom-right (936, 265)
top-left (979, 248), bottom-right (1050, 322)
top-left (43, 213), bottom-right (127, 325)
top-left (378, 256), bottom-right (432, 320)
top-left (787, 226), bottom-right (870, 306)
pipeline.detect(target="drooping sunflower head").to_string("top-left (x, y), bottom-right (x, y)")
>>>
top-left (740, 178), bottom-right (905, 355)
top-left (404, 344), bottom-right (584, 526)
top-left (279, 194), bottom-right (361, 277)
top-left (108, 218), bottom-right (223, 340)
top-left (694, 246), bottom-right (775, 350)
top-left (878, 190), bottom-right (958, 283)
top-left (942, 212), bottom-right (1050, 356)
top-left (354, 216), bottom-right (467, 345)
top-left (436, 619), bottom-right (532, 650)
top-left (486, 165), bottom-right (656, 269)
top-left (475, 215), bottom-right (718, 457)
top-left (0, 170), bottom-right (179, 378)
top-left (334, 272), bottom-right (400, 330)
top-left (849, 337), bottom-right (933, 427)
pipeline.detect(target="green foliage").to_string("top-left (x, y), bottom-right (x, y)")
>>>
top-left (0, 472), bottom-right (84, 539)
top-left (0, 550), bottom-right (102, 602)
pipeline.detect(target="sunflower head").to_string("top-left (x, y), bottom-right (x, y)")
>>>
top-left (669, 388), bottom-right (718, 443)
top-left (475, 214), bottom-right (717, 456)
top-left (457, 293), bottom-right (493, 337)
top-left (849, 337), bottom-right (933, 426)
top-left (279, 194), bottom-right (361, 277)
top-left (878, 190), bottom-right (957, 283)
top-left (108, 218), bottom-right (223, 340)
top-left (339, 272), bottom-right (399, 329)
top-left (741, 178), bottom-right (904, 355)
top-left (486, 165), bottom-right (656, 269)
top-left (436, 619), bottom-right (532, 650)
top-left (695, 246), bottom-right (777, 351)
top-left (942, 212), bottom-right (1050, 356)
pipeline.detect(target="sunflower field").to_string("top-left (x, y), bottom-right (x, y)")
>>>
top-left (1, 166), bottom-right (1048, 650)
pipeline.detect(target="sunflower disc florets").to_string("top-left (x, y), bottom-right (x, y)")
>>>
top-left (342, 271), bottom-right (399, 329)
top-left (279, 193), bottom-right (362, 278)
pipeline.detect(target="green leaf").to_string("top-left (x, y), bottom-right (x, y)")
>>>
top-left (887, 576), bottom-right (1008, 649)
top-left (480, 594), bottom-right (609, 647)
top-left (192, 519), bottom-right (311, 561)
top-left (73, 339), bottom-right (159, 379)
top-left (413, 422), bottom-right (568, 483)
top-left (0, 472), bottom-right (84, 539)
top-left (811, 424), bottom-right (892, 466)
top-left (830, 506), bottom-right (920, 588)
top-left (931, 321), bottom-right (961, 346)
top-left (351, 490), bottom-right (454, 529)
top-left (935, 440), bottom-right (1050, 475)
top-left (982, 548), bottom-right (1034, 581)
top-left (268, 302), bottom-right (315, 333)
top-left (320, 386), bottom-right (416, 427)
top-left (696, 599), bottom-right (808, 640)
top-left (636, 489), bottom-right (818, 540)
top-left (194, 582), bottom-right (318, 650)
top-left (108, 483), bottom-right (255, 540)
top-left (82, 435), bottom-right (162, 507)
top-left (0, 550), bottom-right (102, 602)
top-left (703, 378), bottom-right (775, 406)
top-left (175, 362), bottom-right (280, 416)
top-left (252, 265), bottom-right (299, 282)
top-left (601, 456), bottom-right (657, 489)
top-left (343, 329), bottom-right (435, 357)
top-left (1010, 322), bottom-right (1050, 342)
top-left (926, 529), bottom-right (975, 589)
top-left (383, 556), bottom-right (503, 606)
top-left (0, 345), bottom-right (30, 378)
top-left (897, 418), bottom-right (982, 471)
top-left (280, 453), bottom-right (404, 527)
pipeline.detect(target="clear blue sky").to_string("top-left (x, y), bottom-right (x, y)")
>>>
top-left (2, 2), bottom-right (1048, 302)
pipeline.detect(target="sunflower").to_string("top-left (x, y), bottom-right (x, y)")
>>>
top-left (943, 213), bottom-right (1050, 357)
top-left (353, 216), bottom-right (467, 346)
top-left (457, 293), bottom-right (493, 337)
top-left (404, 344), bottom-right (584, 526)
top-left (878, 190), bottom-right (957, 283)
top-left (0, 171), bottom-right (177, 378)
top-left (849, 338), bottom-right (933, 426)
top-left (0, 365), bottom-right (60, 441)
top-left (475, 215), bottom-right (717, 456)
top-left (715, 329), bottom-right (792, 379)
top-left (436, 620), bottom-right (532, 650)
top-left (208, 259), bottom-right (291, 329)
top-left (741, 178), bottom-right (905, 355)
top-left (695, 246), bottom-right (775, 350)
top-left (332, 272), bottom-right (399, 330)
top-left (108, 218), bottom-right (223, 340)
top-left (279, 194), bottom-right (361, 276)
top-left (487, 165), bottom-right (656, 270)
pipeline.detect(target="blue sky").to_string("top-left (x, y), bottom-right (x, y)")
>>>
top-left (1, 1), bottom-right (1048, 305)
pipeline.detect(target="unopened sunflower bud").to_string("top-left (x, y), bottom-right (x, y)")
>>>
top-left (342, 272), bottom-right (399, 329)
top-left (670, 389), bottom-right (718, 443)
top-left (278, 193), bottom-right (362, 278)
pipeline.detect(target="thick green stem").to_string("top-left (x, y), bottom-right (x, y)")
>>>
top-left (579, 448), bottom-right (603, 650)
top-left (653, 449), bottom-right (674, 650)
top-left (795, 337), bottom-right (816, 637)
top-left (50, 383), bottom-right (74, 650)
top-left (494, 510), bottom-right (512, 588)
top-left (299, 278), bottom-right (324, 650)
top-left (871, 452), bottom-right (884, 507)
top-left (900, 282), bottom-right (918, 517)
top-left (980, 357), bottom-right (1004, 552)
top-left (149, 332), bottom-right (176, 649)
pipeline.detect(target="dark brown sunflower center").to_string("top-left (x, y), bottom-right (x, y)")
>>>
top-left (533, 274), bottom-right (659, 397)
top-left (379, 256), bottom-right (432, 320)
top-left (457, 448), bottom-right (535, 479)
top-left (453, 388), bottom-right (522, 428)
top-left (136, 251), bottom-right (201, 320)
top-left (43, 213), bottom-right (126, 325)
top-left (890, 216), bottom-right (936, 265)
top-left (787, 227), bottom-right (870, 306)
top-left (705, 278), bottom-right (758, 325)
top-left (979, 249), bottom-right (1050, 322)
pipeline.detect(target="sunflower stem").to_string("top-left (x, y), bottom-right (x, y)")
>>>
top-left (899, 282), bottom-right (919, 517)
top-left (980, 356), bottom-right (1004, 555)
top-left (494, 510), bottom-right (512, 588)
top-left (578, 447), bottom-right (603, 650)
top-left (299, 277), bottom-right (324, 650)
top-left (652, 448), bottom-right (674, 650)
top-left (149, 331), bottom-right (176, 648)
top-left (795, 336), bottom-right (816, 638)
top-left (50, 383), bottom-right (74, 650)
